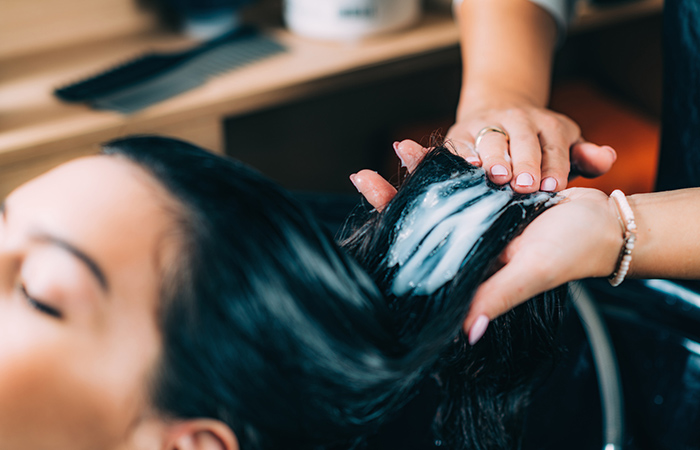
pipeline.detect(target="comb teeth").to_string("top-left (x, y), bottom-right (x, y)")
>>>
top-left (55, 53), bottom-right (176, 102)
top-left (55, 26), bottom-right (285, 113)
top-left (90, 36), bottom-right (285, 114)
top-left (91, 70), bottom-right (204, 113)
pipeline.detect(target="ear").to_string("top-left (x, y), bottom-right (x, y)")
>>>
top-left (165, 419), bottom-right (239, 450)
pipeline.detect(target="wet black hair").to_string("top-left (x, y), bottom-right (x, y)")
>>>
top-left (102, 136), bottom-right (564, 450)
top-left (342, 148), bottom-right (565, 449)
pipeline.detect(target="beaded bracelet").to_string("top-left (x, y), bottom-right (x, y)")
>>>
top-left (608, 189), bottom-right (637, 287)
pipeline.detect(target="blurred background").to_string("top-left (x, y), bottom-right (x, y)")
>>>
top-left (0, 0), bottom-right (662, 198)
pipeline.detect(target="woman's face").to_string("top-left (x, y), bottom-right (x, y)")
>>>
top-left (0, 156), bottom-right (177, 449)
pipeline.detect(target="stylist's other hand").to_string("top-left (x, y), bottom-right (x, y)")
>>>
top-left (447, 96), bottom-right (617, 194)
top-left (462, 187), bottom-right (622, 335)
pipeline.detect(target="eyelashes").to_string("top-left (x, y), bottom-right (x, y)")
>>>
top-left (19, 284), bottom-right (63, 319)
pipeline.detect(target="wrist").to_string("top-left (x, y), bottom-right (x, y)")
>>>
top-left (456, 0), bottom-right (556, 116)
top-left (457, 86), bottom-right (544, 121)
top-left (606, 191), bottom-right (638, 285)
top-left (601, 195), bottom-right (627, 278)
top-left (625, 193), bottom-right (645, 279)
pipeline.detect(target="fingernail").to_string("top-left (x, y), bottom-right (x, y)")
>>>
top-left (515, 172), bottom-right (534, 187)
top-left (393, 143), bottom-right (407, 167)
top-left (466, 156), bottom-right (480, 165)
top-left (468, 315), bottom-right (490, 346)
top-left (349, 174), bottom-right (360, 192)
top-left (491, 164), bottom-right (508, 176)
top-left (541, 177), bottom-right (557, 192)
top-left (603, 145), bottom-right (617, 162)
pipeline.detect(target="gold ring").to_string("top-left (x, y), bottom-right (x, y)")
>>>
top-left (474, 126), bottom-right (510, 148)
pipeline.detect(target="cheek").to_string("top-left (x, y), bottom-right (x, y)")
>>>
top-left (0, 314), bottom-right (148, 450)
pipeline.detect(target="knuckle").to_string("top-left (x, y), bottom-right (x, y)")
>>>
top-left (514, 160), bottom-right (539, 172)
top-left (530, 261), bottom-right (552, 284)
top-left (541, 143), bottom-right (564, 156)
top-left (506, 108), bottom-right (529, 123)
top-left (552, 110), bottom-right (574, 125)
top-left (546, 162), bottom-right (571, 176)
top-left (541, 168), bottom-right (570, 186)
top-left (513, 154), bottom-right (541, 175)
top-left (509, 131), bottom-right (534, 144)
top-left (480, 153), bottom-right (506, 165)
top-left (559, 116), bottom-right (581, 138)
top-left (501, 289), bottom-right (525, 313)
top-left (478, 142), bottom-right (507, 157)
top-left (566, 117), bottom-right (581, 135)
top-left (539, 114), bottom-right (561, 130)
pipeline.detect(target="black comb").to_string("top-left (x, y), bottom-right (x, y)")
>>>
top-left (54, 26), bottom-right (286, 113)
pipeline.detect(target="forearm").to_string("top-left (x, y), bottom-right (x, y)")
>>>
top-left (455, 0), bottom-right (558, 117)
top-left (628, 188), bottom-right (700, 279)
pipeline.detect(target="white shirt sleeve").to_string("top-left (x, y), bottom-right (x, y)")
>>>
top-left (452, 0), bottom-right (578, 36)
top-left (529, 0), bottom-right (577, 32)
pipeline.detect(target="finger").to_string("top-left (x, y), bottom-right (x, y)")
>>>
top-left (349, 170), bottom-right (397, 211)
top-left (570, 141), bottom-right (617, 179)
top-left (474, 128), bottom-right (512, 184)
top-left (504, 122), bottom-right (542, 193)
top-left (537, 128), bottom-right (572, 192)
top-left (395, 140), bottom-right (429, 173)
top-left (462, 252), bottom-right (555, 335)
top-left (445, 132), bottom-right (481, 166)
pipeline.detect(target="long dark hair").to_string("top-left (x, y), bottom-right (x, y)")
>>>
top-left (102, 136), bottom-right (564, 450)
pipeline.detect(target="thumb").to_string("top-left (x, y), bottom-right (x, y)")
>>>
top-left (570, 141), bottom-right (617, 179)
top-left (349, 169), bottom-right (397, 211)
top-left (463, 253), bottom-right (554, 336)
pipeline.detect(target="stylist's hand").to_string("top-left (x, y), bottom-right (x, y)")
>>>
top-left (461, 187), bottom-right (622, 336)
top-left (351, 141), bottom-right (622, 339)
top-left (447, 94), bottom-right (617, 194)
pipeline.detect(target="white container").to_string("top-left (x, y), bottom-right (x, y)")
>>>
top-left (284, 0), bottom-right (422, 41)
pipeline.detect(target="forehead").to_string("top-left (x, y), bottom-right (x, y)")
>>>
top-left (6, 155), bottom-right (179, 298)
top-left (9, 155), bottom-right (162, 219)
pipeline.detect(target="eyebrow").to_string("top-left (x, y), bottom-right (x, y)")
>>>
top-left (2, 201), bottom-right (109, 292)
top-left (33, 233), bottom-right (110, 293)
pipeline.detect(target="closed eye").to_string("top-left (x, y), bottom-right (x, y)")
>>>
top-left (19, 284), bottom-right (63, 319)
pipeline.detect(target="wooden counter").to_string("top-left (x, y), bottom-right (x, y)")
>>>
top-left (0, 0), bottom-right (663, 197)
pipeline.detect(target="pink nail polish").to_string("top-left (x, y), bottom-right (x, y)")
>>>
top-left (541, 177), bottom-right (557, 192)
top-left (349, 174), bottom-right (361, 192)
top-left (393, 143), bottom-right (407, 167)
top-left (491, 165), bottom-right (508, 176)
top-left (469, 315), bottom-right (489, 346)
top-left (466, 156), bottom-right (480, 165)
top-left (515, 173), bottom-right (534, 187)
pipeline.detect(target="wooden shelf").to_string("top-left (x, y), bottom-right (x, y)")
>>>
top-left (0, 0), bottom-right (663, 197)
top-left (0, 13), bottom-right (460, 161)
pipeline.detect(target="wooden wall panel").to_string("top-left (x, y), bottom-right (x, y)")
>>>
top-left (0, 0), bottom-right (156, 60)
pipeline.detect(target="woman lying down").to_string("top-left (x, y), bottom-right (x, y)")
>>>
top-left (5, 135), bottom-right (691, 450)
